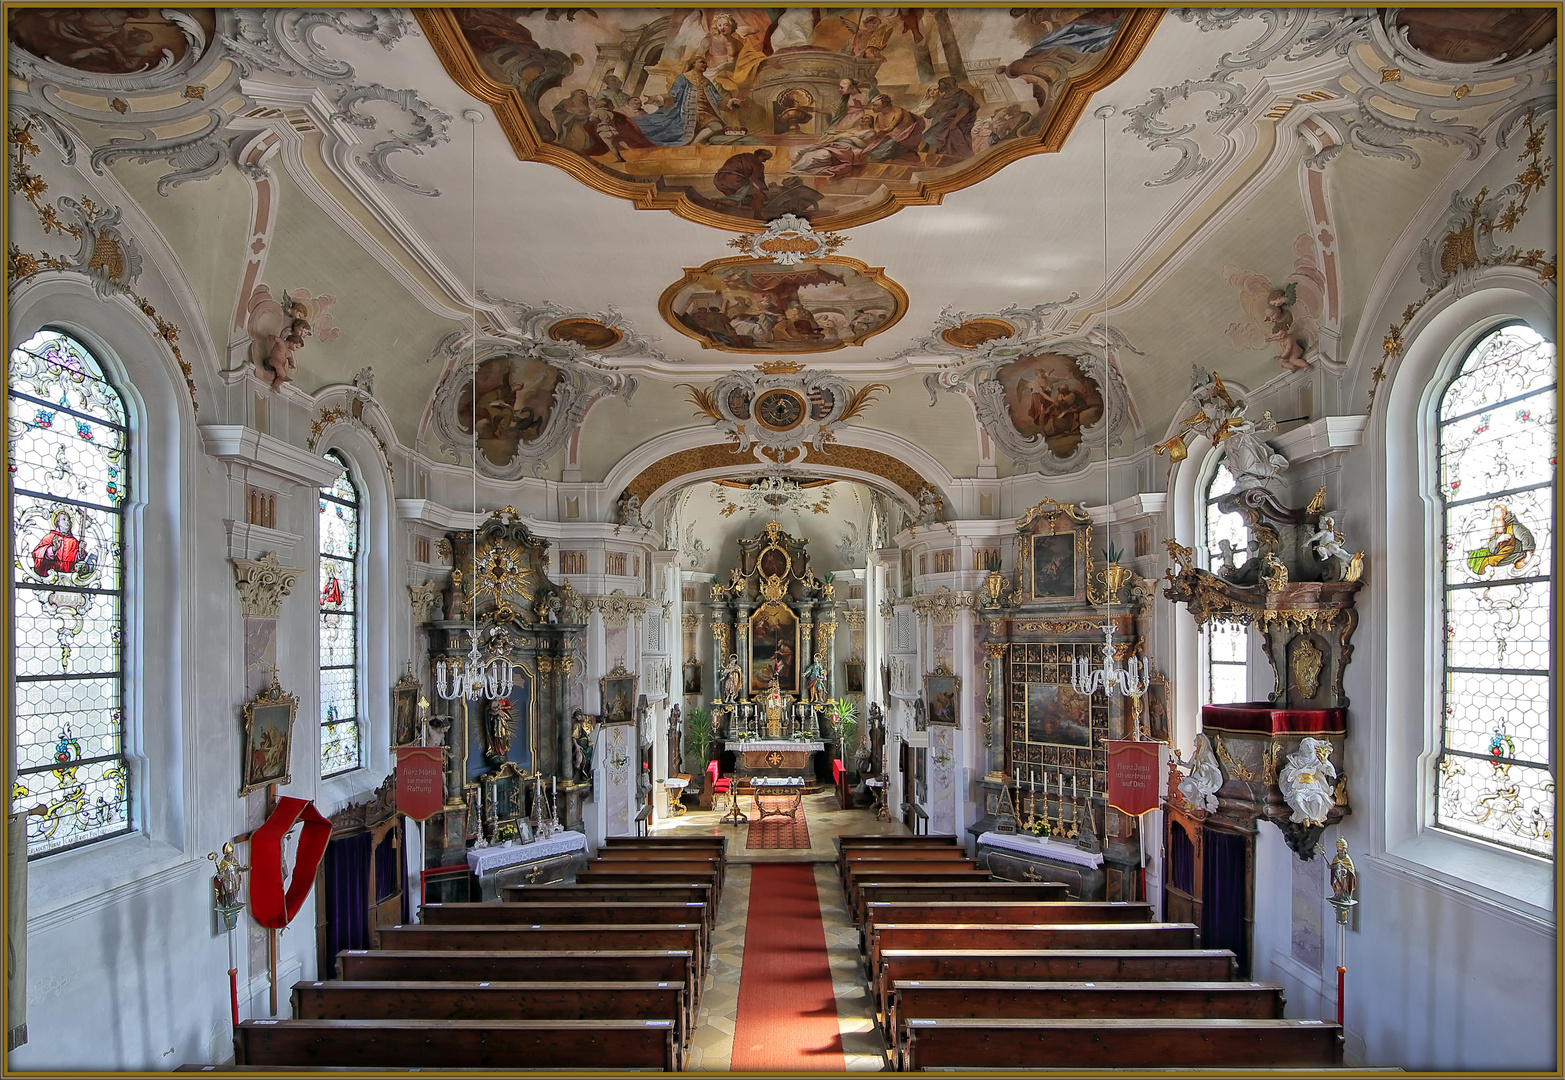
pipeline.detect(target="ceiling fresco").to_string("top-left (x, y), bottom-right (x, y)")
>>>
top-left (660, 255), bottom-right (905, 352)
top-left (419, 6), bottom-right (1161, 229)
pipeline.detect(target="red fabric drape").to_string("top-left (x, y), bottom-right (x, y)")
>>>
top-left (249, 797), bottom-right (331, 929)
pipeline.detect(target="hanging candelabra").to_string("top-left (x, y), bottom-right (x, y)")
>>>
top-left (436, 108), bottom-right (515, 705)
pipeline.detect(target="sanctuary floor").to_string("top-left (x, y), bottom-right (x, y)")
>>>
top-left (659, 791), bottom-right (902, 1070)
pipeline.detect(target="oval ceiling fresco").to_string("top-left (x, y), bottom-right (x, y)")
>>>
top-left (9, 9), bottom-right (217, 75)
top-left (420, 7), bottom-right (1160, 230)
top-left (660, 255), bottom-right (905, 353)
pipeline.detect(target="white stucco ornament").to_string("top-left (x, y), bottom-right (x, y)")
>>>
top-left (1177, 732), bottom-right (1223, 812)
top-left (727, 214), bottom-right (847, 266)
top-left (1279, 736), bottom-right (1338, 827)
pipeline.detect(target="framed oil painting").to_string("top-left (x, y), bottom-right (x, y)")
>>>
top-left (844, 659), bottom-right (865, 694)
top-left (392, 667), bottom-right (420, 748)
top-left (600, 666), bottom-right (637, 722)
top-left (682, 659), bottom-right (703, 696)
top-left (924, 669), bottom-right (962, 727)
top-left (749, 603), bottom-right (799, 694)
top-left (483, 761), bottom-right (527, 837)
top-left (240, 679), bottom-right (299, 797)
top-left (1025, 683), bottom-right (1092, 748)
top-left (1017, 499), bottom-right (1091, 604)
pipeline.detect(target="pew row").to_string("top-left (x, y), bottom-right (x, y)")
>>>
top-left (867, 922), bottom-right (1200, 982)
top-left (235, 1018), bottom-right (677, 1070)
top-left (374, 924), bottom-right (705, 976)
top-left (853, 881), bottom-right (1069, 923)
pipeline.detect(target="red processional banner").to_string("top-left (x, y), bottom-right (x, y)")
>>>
top-left (249, 796), bottom-right (330, 929)
top-left (1104, 740), bottom-right (1166, 818)
top-left (396, 746), bottom-right (446, 822)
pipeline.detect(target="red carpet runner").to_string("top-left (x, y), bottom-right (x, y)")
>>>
top-left (729, 863), bottom-right (844, 1071)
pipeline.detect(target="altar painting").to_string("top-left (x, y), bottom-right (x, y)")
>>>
top-left (1025, 683), bottom-right (1091, 749)
top-left (467, 669), bottom-right (532, 779)
top-left (1030, 532), bottom-right (1078, 600)
top-left (663, 257), bottom-right (903, 352)
top-left (9, 9), bottom-right (217, 74)
top-left (425, 7), bottom-right (1156, 229)
top-left (749, 604), bottom-right (799, 694)
top-left (456, 354), bottom-right (563, 468)
top-left (995, 351), bottom-right (1105, 457)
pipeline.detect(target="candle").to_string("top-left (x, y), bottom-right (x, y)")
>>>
top-left (1090, 777), bottom-right (1094, 799)
top-left (1072, 775), bottom-right (1078, 798)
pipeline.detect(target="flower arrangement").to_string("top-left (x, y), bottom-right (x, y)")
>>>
top-left (1025, 817), bottom-right (1052, 838)
top-left (495, 823), bottom-right (519, 843)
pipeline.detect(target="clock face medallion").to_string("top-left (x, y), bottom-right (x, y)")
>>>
top-left (754, 389), bottom-right (806, 431)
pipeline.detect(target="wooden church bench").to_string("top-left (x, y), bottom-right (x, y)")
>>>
top-left (886, 979), bottom-right (1286, 1065)
top-left (290, 978), bottom-right (689, 1067)
top-left (852, 881), bottom-right (1068, 924)
top-left (334, 950), bottom-right (698, 1030)
top-left (234, 1017), bottom-right (677, 1071)
top-left (374, 923), bottom-right (705, 975)
top-left (875, 948), bottom-right (1238, 1024)
top-left (867, 922), bottom-right (1200, 982)
top-left (591, 850), bottom-right (726, 889)
top-left (899, 1016), bottom-right (1342, 1071)
top-left (422, 902), bottom-right (711, 955)
top-left (501, 881), bottom-right (715, 915)
top-left (603, 836), bottom-right (726, 852)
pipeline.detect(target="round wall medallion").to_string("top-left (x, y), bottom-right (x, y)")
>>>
top-left (941, 318), bottom-right (1017, 349)
top-left (754, 388), bottom-right (806, 431)
top-left (549, 318), bottom-right (623, 350)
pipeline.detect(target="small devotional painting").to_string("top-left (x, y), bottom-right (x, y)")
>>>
top-left (662, 257), bottom-right (903, 353)
top-left (995, 351), bottom-right (1105, 457)
top-left (456, 354), bottom-right (563, 468)
top-left (423, 7), bottom-right (1158, 229)
top-left (240, 680), bottom-right (299, 797)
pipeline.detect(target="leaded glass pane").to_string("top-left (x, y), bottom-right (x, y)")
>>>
top-left (1435, 323), bottom-right (1555, 857)
top-left (9, 330), bottom-right (130, 857)
top-left (319, 453), bottom-right (361, 777)
top-left (1203, 457), bottom-right (1249, 705)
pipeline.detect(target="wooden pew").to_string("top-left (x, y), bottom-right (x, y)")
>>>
top-left (837, 834), bottom-right (962, 849)
top-left (860, 901), bottom-right (1153, 956)
top-left (291, 979), bottom-right (690, 1067)
top-left (900, 1016), bottom-right (1342, 1070)
top-left (603, 836), bottom-right (726, 851)
top-left (886, 979), bottom-right (1286, 1066)
top-left (235, 1018), bottom-right (677, 1070)
top-left (501, 882), bottom-right (714, 915)
top-left (843, 864), bottom-right (989, 905)
top-left (336, 949), bottom-right (698, 1033)
top-left (375, 923), bottom-right (705, 976)
top-left (422, 902), bottom-right (711, 957)
top-left (875, 948), bottom-right (1238, 1023)
top-left (591, 850), bottom-right (726, 889)
top-left (837, 847), bottom-right (971, 880)
top-left (853, 881), bottom-right (1068, 924)
top-left (574, 866), bottom-right (723, 893)
top-left (867, 923), bottom-right (1200, 984)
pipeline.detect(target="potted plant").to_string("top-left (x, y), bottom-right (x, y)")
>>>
top-left (685, 705), bottom-right (714, 800)
top-left (828, 697), bottom-right (859, 764)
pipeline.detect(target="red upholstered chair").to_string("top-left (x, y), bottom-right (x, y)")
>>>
top-left (708, 759), bottom-right (731, 800)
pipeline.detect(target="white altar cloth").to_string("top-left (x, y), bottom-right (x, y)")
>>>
top-left (977, 830), bottom-right (1104, 869)
top-left (466, 830), bottom-right (587, 877)
top-left (723, 740), bottom-right (824, 752)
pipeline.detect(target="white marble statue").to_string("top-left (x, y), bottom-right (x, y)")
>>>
top-left (1177, 732), bottom-right (1223, 812)
top-left (1279, 736), bottom-right (1337, 827)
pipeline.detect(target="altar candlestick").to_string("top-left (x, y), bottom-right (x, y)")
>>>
top-left (1090, 777), bottom-right (1094, 799)
top-left (1072, 774), bottom-right (1077, 798)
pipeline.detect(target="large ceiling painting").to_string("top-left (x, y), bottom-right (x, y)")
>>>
top-left (9, 9), bottom-right (217, 75)
top-left (420, 7), bottom-right (1161, 229)
top-left (661, 255), bottom-right (905, 352)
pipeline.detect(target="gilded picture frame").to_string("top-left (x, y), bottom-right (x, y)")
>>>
top-left (483, 761), bottom-right (527, 838)
top-left (391, 667), bottom-right (420, 749)
top-left (600, 666), bottom-right (638, 723)
top-left (844, 659), bottom-right (865, 694)
top-left (924, 667), bottom-right (962, 727)
top-left (240, 679), bottom-right (299, 797)
top-left (682, 659), bottom-right (703, 696)
top-left (1016, 498), bottom-right (1092, 604)
top-left (463, 782), bottom-right (482, 843)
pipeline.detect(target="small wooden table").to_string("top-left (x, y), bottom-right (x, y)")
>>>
top-left (663, 777), bottom-right (688, 817)
top-left (751, 777), bottom-right (804, 822)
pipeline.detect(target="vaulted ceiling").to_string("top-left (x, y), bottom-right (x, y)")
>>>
top-left (8, 7), bottom-right (1556, 501)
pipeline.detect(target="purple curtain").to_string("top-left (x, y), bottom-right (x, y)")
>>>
top-left (1201, 827), bottom-right (1250, 977)
top-left (322, 832), bottom-right (372, 977)
top-left (1168, 820), bottom-right (1194, 894)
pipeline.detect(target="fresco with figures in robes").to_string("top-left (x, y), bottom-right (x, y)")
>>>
top-left (425, 7), bottom-right (1156, 228)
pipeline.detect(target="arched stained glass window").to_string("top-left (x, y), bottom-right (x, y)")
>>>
top-left (1435, 323), bottom-right (1555, 856)
top-left (9, 330), bottom-right (130, 857)
top-left (319, 453), bottom-right (361, 777)
top-left (1202, 456), bottom-right (1249, 705)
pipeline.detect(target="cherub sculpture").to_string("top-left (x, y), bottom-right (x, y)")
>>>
top-left (1304, 516), bottom-right (1352, 580)
top-left (914, 488), bottom-right (942, 526)
top-left (1279, 736), bottom-right (1337, 827)
top-left (617, 491), bottom-right (648, 529)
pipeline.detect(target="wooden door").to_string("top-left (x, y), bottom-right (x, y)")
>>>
top-left (369, 819), bottom-right (404, 932)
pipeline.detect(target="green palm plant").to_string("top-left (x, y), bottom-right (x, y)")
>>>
top-left (828, 697), bottom-right (859, 762)
top-left (685, 705), bottom-right (715, 769)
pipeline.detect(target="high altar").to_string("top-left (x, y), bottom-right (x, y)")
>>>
top-left (709, 521), bottom-right (833, 780)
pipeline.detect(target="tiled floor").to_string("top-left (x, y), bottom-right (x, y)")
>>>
top-left (669, 791), bottom-right (895, 1070)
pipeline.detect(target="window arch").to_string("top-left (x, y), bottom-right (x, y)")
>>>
top-left (9, 329), bottom-right (131, 856)
top-left (1432, 322), bottom-right (1554, 856)
top-left (1201, 455), bottom-right (1249, 705)
top-left (319, 452), bottom-right (362, 777)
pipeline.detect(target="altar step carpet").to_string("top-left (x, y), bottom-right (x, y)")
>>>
top-left (729, 863), bottom-right (844, 1071)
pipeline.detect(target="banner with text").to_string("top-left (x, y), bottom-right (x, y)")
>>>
top-left (1105, 739), bottom-right (1166, 818)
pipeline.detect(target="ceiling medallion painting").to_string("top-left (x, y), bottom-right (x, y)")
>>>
top-left (661, 255), bottom-right (906, 353)
top-left (683, 369), bottom-right (888, 459)
top-left (420, 7), bottom-right (1160, 230)
top-left (427, 331), bottom-right (636, 479)
top-left (9, 9), bottom-right (218, 77)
